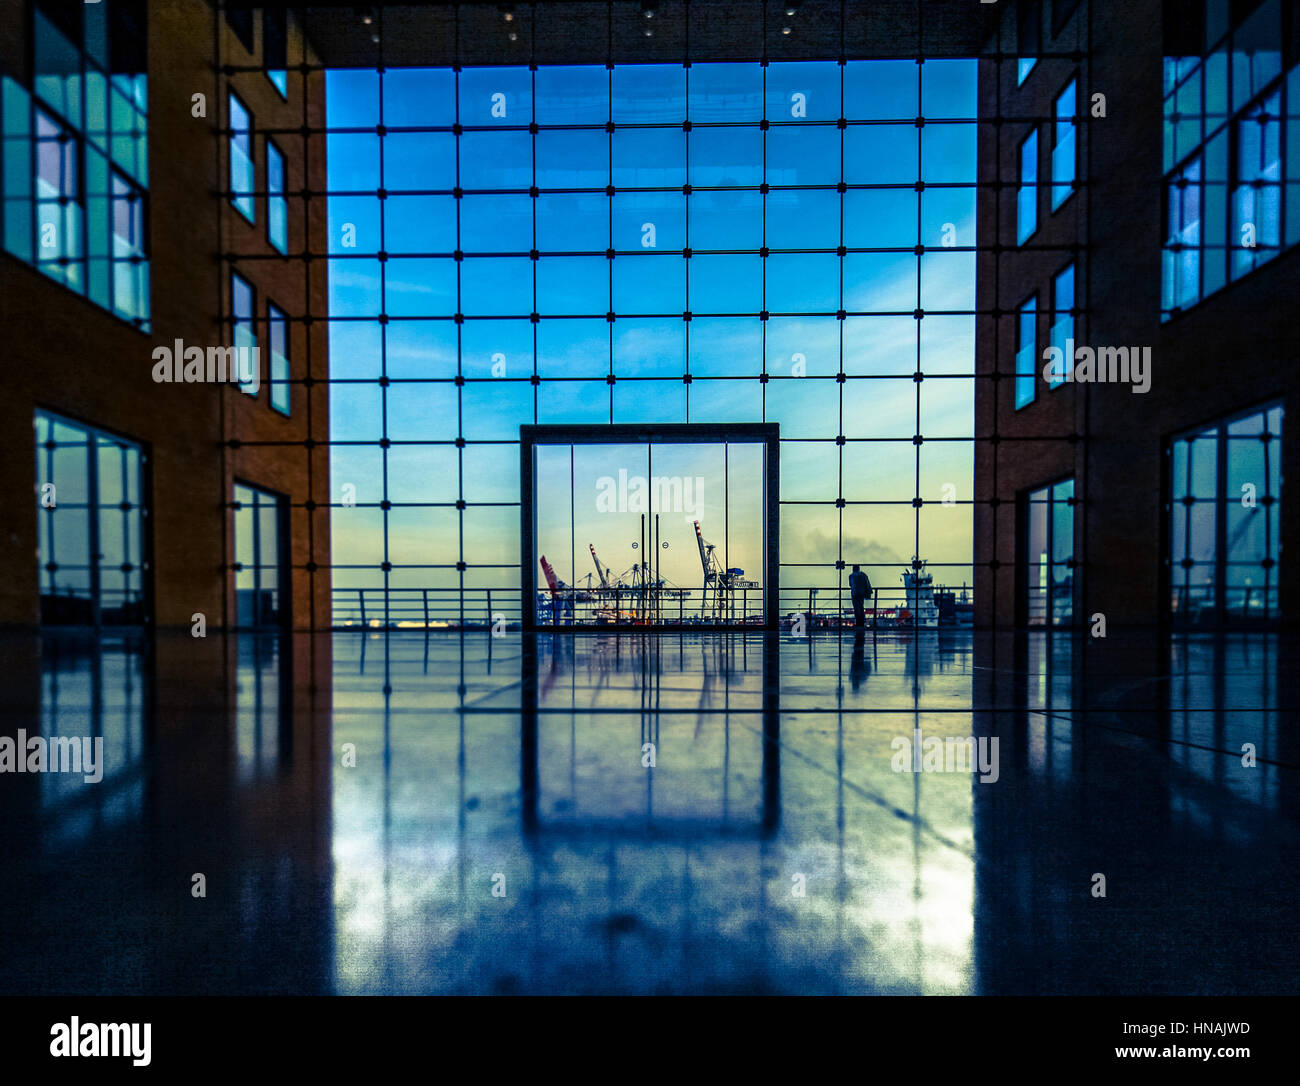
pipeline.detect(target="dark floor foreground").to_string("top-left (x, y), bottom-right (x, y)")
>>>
top-left (0, 628), bottom-right (1296, 995)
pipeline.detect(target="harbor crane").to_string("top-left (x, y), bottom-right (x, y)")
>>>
top-left (539, 555), bottom-right (564, 597)
top-left (693, 520), bottom-right (758, 622)
top-left (589, 544), bottom-right (613, 590)
top-left (538, 555), bottom-right (574, 623)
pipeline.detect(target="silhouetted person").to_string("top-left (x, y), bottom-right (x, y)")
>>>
top-left (848, 564), bottom-right (872, 630)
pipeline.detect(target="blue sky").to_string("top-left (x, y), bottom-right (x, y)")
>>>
top-left (323, 59), bottom-right (977, 595)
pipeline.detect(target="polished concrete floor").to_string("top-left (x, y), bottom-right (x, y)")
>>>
top-left (0, 627), bottom-right (1297, 995)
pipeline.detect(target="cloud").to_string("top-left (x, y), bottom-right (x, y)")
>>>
top-left (794, 527), bottom-right (906, 566)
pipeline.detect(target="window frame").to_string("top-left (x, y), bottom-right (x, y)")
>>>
top-left (266, 136), bottom-right (287, 253)
top-left (1165, 398), bottom-right (1283, 627)
top-left (107, 160), bottom-right (149, 323)
top-left (1017, 125), bottom-right (1039, 245)
top-left (1228, 84), bottom-right (1284, 279)
top-left (1048, 261), bottom-right (1075, 389)
top-left (1015, 292), bottom-right (1038, 410)
top-left (1051, 76), bottom-right (1077, 212)
top-left (34, 408), bottom-right (152, 628)
top-left (228, 89), bottom-right (255, 224)
top-left (267, 300), bottom-right (291, 416)
top-left (1021, 474), bottom-right (1076, 627)
top-left (232, 480), bottom-right (289, 629)
top-left (1160, 0), bottom-right (1297, 319)
top-left (31, 102), bottom-right (86, 285)
top-left (231, 270), bottom-right (259, 397)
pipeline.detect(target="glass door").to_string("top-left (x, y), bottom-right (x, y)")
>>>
top-left (234, 483), bottom-right (287, 628)
top-left (532, 435), bottom-right (768, 626)
top-left (36, 411), bottom-right (147, 627)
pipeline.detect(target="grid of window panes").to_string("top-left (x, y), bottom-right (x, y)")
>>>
top-left (320, 59), bottom-right (978, 624)
top-left (35, 410), bottom-right (146, 627)
top-left (1161, 0), bottom-right (1300, 319)
top-left (0, 1), bottom-right (149, 329)
top-left (1168, 401), bottom-right (1282, 626)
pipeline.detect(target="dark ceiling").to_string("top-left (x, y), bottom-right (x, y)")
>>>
top-left (292, 1), bottom-right (998, 69)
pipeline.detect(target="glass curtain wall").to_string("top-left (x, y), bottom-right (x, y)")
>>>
top-left (322, 58), bottom-right (977, 627)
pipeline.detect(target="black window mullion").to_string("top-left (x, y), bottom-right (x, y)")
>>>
top-left (1216, 425), bottom-right (1228, 624)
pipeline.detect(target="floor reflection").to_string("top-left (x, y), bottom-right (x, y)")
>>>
top-left (36, 633), bottom-right (149, 848)
top-left (1, 627), bottom-right (1297, 994)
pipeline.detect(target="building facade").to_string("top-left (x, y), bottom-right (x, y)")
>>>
top-left (976, 0), bottom-right (1295, 629)
top-left (0, 0), bottom-right (330, 631)
top-left (5, 0), bottom-right (1290, 634)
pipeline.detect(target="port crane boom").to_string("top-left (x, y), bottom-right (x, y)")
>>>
top-left (693, 520), bottom-right (757, 622)
top-left (589, 544), bottom-right (612, 590)
top-left (538, 555), bottom-right (576, 624)
top-left (695, 521), bottom-right (711, 582)
top-left (539, 555), bottom-right (561, 596)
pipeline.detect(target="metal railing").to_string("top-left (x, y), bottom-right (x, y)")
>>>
top-left (1170, 583), bottom-right (1278, 626)
top-left (331, 587), bottom-right (521, 629)
top-left (331, 584), bottom-right (976, 629)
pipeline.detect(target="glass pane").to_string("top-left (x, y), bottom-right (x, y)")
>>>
top-left (1017, 130), bottom-right (1037, 243)
top-left (1026, 485), bottom-right (1049, 625)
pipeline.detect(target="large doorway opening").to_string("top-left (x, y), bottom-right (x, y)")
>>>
top-left (521, 424), bottom-right (779, 628)
top-left (35, 411), bottom-right (149, 628)
top-left (1018, 477), bottom-right (1075, 627)
top-left (233, 482), bottom-right (289, 629)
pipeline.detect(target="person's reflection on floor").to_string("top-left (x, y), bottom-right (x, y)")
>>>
top-left (850, 628), bottom-right (870, 692)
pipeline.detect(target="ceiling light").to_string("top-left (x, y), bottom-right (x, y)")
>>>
top-left (782, 25), bottom-right (792, 34)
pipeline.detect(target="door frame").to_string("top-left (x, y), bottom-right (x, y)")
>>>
top-left (35, 408), bottom-right (152, 629)
top-left (520, 423), bottom-right (780, 630)
top-left (232, 479), bottom-right (291, 630)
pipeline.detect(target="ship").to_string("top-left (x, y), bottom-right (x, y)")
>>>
top-left (899, 557), bottom-right (941, 628)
